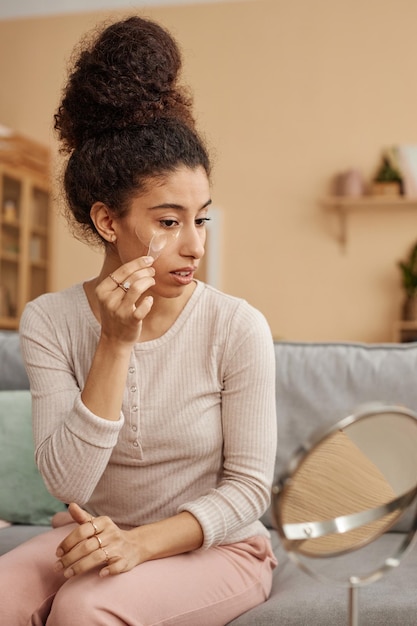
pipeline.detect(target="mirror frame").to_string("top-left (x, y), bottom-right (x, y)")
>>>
top-left (272, 403), bottom-right (417, 587)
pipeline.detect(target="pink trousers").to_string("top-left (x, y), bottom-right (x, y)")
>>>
top-left (0, 525), bottom-right (277, 625)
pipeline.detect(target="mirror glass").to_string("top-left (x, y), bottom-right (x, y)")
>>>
top-left (274, 408), bottom-right (417, 581)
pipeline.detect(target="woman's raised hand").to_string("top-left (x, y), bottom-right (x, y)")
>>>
top-left (95, 256), bottom-right (155, 344)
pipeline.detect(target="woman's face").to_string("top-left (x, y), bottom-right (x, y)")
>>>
top-left (114, 165), bottom-right (211, 296)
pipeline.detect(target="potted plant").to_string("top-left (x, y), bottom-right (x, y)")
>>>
top-left (372, 153), bottom-right (403, 196)
top-left (398, 241), bottom-right (417, 320)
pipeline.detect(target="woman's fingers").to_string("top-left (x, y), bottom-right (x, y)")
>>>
top-left (120, 275), bottom-right (155, 307)
top-left (133, 295), bottom-right (154, 320)
top-left (94, 256), bottom-right (156, 339)
top-left (54, 508), bottom-right (140, 578)
top-left (104, 256), bottom-right (155, 292)
top-left (97, 256), bottom-right (156, 316)
top-left (67, 502), bottom-right (90, 524)
top-left (55, 508), bottom-right (116, 577)
top-left (56, 505), bottom-right (104, 555)
top-left (55, 537), bottom-right (111, 578)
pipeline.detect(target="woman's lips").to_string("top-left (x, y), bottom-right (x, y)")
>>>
top-left (170, 268), bottom-right (196, 285)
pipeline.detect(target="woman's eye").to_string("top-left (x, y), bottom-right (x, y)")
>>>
top-left (196, 217), bottom-right (211, 227)
top-left (159, 219), bottom-right (179, 229)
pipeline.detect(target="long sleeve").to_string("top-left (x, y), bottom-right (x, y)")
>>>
top-left (20, 288), bottom-right (124, 504)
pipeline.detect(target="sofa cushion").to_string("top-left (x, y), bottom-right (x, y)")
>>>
top-left (229, 531), bottom-right (417, 625)
top-left (0, 390), bottom-right (67, 525)
top-left (0, 331), bottom-right (29, 390)
top-left (0, 525), bottom-right (50, 556)
top-left (273, 341), bottom-right (417, 477)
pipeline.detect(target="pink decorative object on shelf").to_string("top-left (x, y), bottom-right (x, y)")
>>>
top-left (334, 169), bottom-right (365, 197)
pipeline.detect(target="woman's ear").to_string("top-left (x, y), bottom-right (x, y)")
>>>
top-left (90, 202), bottom-right (117, 243)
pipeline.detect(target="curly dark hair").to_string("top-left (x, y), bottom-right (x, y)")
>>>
top-left (54, 16), bottom-right (211, 245)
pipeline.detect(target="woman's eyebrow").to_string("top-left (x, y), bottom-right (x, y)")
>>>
top-left (148, 199), bottom-right (212, 211)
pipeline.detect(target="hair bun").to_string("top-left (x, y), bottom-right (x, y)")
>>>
top-left (55, 16), bottom-right (194, 152)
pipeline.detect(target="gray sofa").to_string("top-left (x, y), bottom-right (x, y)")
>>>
top-left (1, 330), bottom-right (417, 625)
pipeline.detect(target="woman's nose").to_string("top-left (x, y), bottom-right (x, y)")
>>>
top-left (179, 226), bottom-right (205, 259)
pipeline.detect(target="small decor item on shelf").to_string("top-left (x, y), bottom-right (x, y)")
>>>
top-left (334, 168), bottom-right (364, 197)
top-left (396, 144), bottom-right (417, 198)
top-left (398, 240), bottom-right (417, 320)
top-left (2, 200), bottom-right (17, 223)
top-left (371, 149), bottom-right (403, 196)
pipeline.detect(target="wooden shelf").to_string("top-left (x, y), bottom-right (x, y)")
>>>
top-left (324, 195), bottom-right (417, 208)
top-left (0, 251), bottom-right (19, 263)
top-left (30, 224), bottom-right (48, 236)
top-left (1, 218), bottom-right (20, 229)
top-left (30, 259), bottom-right (48, 270)
top-left (393, 320), bottom-right (417, 343)
top-left (323, 195), bottom-right (417, 250)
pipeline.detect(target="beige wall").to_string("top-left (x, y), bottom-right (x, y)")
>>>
top-left (1, 0), bottom-right (417, 342)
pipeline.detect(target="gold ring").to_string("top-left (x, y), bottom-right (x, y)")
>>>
top-left (101, 547), bottom-right (110, 563)
top-left (89, 518), bottom-right (99, 535)
top-left (117, 280), bottom-right (130, 293)
top-left (109, 273), bottom-right (119, 286)
top-left (95, 535), bottom-right (102, 549)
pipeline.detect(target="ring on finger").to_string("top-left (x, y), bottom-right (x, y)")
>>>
top-left (108, 273), bottom-right (119, 286)
top-left (88, 518), bottom-right (99, 535)
top-left (101, 547), bottom-right (110, 563)
top-left (118, 280), bottom-right (131, 293)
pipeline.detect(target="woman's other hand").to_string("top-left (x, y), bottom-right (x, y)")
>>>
top-left (54, 503), bottom-right (142, 578)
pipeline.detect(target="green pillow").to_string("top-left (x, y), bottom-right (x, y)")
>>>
top-left (0, 390), bottom-right (67, 525)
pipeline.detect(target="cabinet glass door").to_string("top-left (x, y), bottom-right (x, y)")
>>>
top-left (0, 174), bottom-right (22, 321)
top-left (29, 186), bottom-right (49, 300)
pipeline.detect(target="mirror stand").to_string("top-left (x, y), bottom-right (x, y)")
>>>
top-left (272, 405), bottom-right (417, 625)
top-left (349, 583), bottom-right (358, 626)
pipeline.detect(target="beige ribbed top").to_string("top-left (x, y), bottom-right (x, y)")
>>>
top-left (20, 280), bottom-right (277, 548)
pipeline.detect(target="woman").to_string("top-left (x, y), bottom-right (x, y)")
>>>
top-left (0, 15), bottom-right (277, 625)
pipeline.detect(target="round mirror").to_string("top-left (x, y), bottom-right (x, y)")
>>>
top-left (272, 405), bottom-right (417, 588)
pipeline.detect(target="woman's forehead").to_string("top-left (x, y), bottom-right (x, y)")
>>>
top-left (133, 166), bottom-right (210, 209)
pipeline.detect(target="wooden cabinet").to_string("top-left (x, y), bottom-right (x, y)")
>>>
top-left (0, 130), bottom-right (51, 329)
